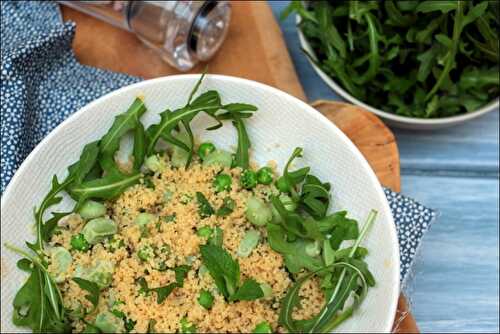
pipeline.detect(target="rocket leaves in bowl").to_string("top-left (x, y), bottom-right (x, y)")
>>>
top-left (285, 0), bottom-right (499, 118)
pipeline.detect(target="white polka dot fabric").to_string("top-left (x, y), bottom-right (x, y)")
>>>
top-left (1, 1), bottom-right (435, 290)
top-left (0, 1), bottom-right (140, 192)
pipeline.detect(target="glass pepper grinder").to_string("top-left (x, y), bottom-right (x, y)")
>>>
top-left (59, 1), bottom-right (231, 71)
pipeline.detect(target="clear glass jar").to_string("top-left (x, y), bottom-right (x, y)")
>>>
top-left (59, 1), bottom-right (231, 71)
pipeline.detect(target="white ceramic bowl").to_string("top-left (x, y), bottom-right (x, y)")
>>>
top-left (0, 75), bottom-right (400, 332)
top-left (297, 19), bottom-right (500, 130)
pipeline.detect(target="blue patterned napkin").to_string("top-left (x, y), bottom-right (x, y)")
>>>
top-left (0, 1), bottom-right (435, 285)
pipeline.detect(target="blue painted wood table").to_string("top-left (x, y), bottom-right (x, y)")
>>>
top-left (269, 1), bottom-right (500, 332)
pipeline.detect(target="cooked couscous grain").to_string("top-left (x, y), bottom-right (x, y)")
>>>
top-left (47, 157), bottom-right (323, 333)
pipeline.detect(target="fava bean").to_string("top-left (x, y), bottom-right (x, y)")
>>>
top-left (237, 229), bottom-right (260, 257)
top-left (305, 240), bottom-right (321, 257)
top-left (202, 150), bottom-right (233, 168)
top-left (134, 213), bottom-right (156, 230)
top-left (259, 283), bottom-right (273, 299)
top-left (245, 196), bottom-right (272, 226)
top-left (78, 200), bottom-right (106, 220)
top-left (94, 311), bottom-right (124, 333)
top-left (50, 247), bottom-right (72, 283)
top-left (81, 218), bottom-right (117, 244)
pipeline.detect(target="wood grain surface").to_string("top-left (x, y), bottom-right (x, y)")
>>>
top-left (61, 1), bottom-right (306, 100)
top-left (61, 2), bottom-right (418, 332)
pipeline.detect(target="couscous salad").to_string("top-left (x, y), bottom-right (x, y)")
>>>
top-left (6, 74), bottom-right (377, 333)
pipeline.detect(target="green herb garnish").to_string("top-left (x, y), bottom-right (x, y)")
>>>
top-left (200, 244), bottom-right (264, 301)
top-left (72, 277), bottom-right (100, 313)
top-left (136, 265), bottom-right (190, 304)
top-left (196, 192), bottom-right (215, 218)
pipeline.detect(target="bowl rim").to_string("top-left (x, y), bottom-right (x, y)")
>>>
top-left (1, 74), bottom-right (400, 332)
top-left (296, 16), bottom-right (500, 126)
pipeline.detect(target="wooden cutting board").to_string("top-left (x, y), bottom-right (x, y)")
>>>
top-left (61, 2), bottom-right (417, 332)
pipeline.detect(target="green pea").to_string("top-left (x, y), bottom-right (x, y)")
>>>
top-left (78, 200), bottom-right (107, 220)
top-left (137, 244), bottom-right (154, 261)
top-left (240, 170), bottom-right (258, 189)
top-left (252, 321), bottom-right (272, 333)
top-left (245, 196), bottom-right (272, 226)
top-left (237, 229), bottom-right (260, 257)
top-left (180, 317), bottom-right (197, 333)
top-left (198, 142), bottom-right (216, 160)
top-left (94, 311), bottom-right (124, 333)
top-left (305, 240), bottom-right (321, 257)
top-left (81, 218), bottom-right (117, 244)
top-left (213, 173), bottom-right (232, 193)
top-left (197, 226), bottom-right (214, 238)
top-left (50, 247), bottom-right (72, 283)
top-left (256, 167), bottom-right (274, 185)
top-left (134, 213), bottom-right (156, 230)
top-left (197, 289), bottom-right (214, 310)
top-left (70, 233), bottom-right (90, 252)
top-left (275, 177), bottom-right (290, 193)
top-left (171, 132), bottom-right (191, 168)
top-left (144, 155), bottom-right (162, 172)
top-left (202, 150), bottom-right (233, 168)
top-left (259, 283), bottom-right (273, 299)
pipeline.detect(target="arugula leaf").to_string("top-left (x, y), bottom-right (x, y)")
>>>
top-left (266, 223), bottom-right (323, 273)
top-left (33, 175), bottom-right (74, 251)
top-left (229, 279), bottom-right (264, 301)
top-left (145, 73), bottom-right (222, 167)
top-left (300, 175), bottom-right (331, 219)
top-left (67, 141), bottom-right (100, 184)
top-left (72, 277), bottom-right (100, 312)
top-left (289, 1), bottom-right (499, 118)
top-left (100, 98), bottom-right (146, 156)
top-left (68, 171), bottom-right (142, 202)
top-left (211, 103), bottom-right (257, 169)
top-left (277, 147), bottom-right (309, 201)
top-left (278, 211), bottom-right (377, 333)
top-left (133, 123), bottom-right (147, 171)
top-left (6, 245), bottom-right (69, 333)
